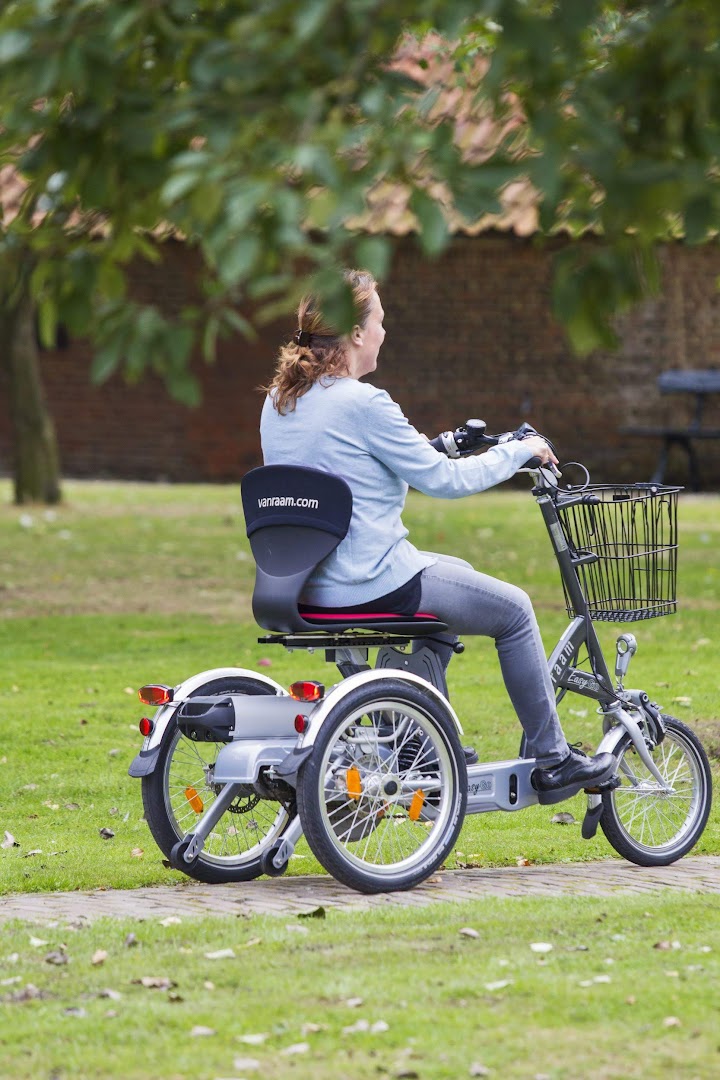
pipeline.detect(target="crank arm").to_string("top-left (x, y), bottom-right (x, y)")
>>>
top-left (180, 782), bottom-right (242, 863)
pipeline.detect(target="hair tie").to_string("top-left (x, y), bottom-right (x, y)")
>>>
top-left (293, 329), bottom-right (311, 347)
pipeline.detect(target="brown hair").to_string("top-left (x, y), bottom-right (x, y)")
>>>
top-left (265, 269), bottom-right (378, 413)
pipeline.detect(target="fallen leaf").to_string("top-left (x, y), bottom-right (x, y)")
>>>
top-left (23, 849), bottom-right (43, 858)
top-left (64, 803), bottom-right (80, 811)
top-left (168, 991), bottom-right (184, 1003)
top-left (516, 856), bottom-right (532, 866)
top-left (159, 917), bottom-right (181, 927)
top-left (530, 942), bottom-right (553, 954)
top-left (236, 1033), bottom-right (268, 1046)
top-left (626, 995), bottom-right (637, 1005)
top-left (43, 801), bottom-right (60, 810)
top-left (133, 977), bottom-right (176, 990)
top-left (190, 1025), bottom-right (215, 1037)
top-left (280, 1042), bottom-right (309, 1055)
top-left (371, 1020), bottom-right (390, 1033)
top-left (484, 980), bottom-right (512, 992)
top-left (124, 687), bottom-right (135, 695)
top-left (459, 927), bottom-right (480, 939)
top-left (233, 1057), bottom-right (261, 1071)
top-left (343, 1019), bottom-right (370, 1035)
top-left (663, 1016), bottom-right (682, 1028)
top-left (344, 997), bottom-right (364, 1008)
top-left (241, 937), bottom-right (262, 949)
top-left (203, 981), bottom-right (214, 991)
top-left (98, 988), bottom-right (123, 1001)
top-left (300, 1022), bottom-right (326, 1035)
top-left (257, 658), bottom-right (272, 667)
top-left (470, 1065), bottom-right (493, 1077)
top-left (130, 848), bottom-right (144, 858)
top-left (654, 941), bottom-right (672, 951)
top-left (98, 828), bottom-right (115, 840)
top-left (45, 951), bottom-right (69, 966)
top-left (2, 831), bottom-right (19, 849)
top-left (297, 906), bottom-right (325, 920)
top-left (551, 812), bottom-right (576, 825)
top-left (29, 936), bottom-right (48, 948)
top-left (593, 974), bottom-right (612, 984)
top-left (64, 1006), bottom-right (86, 1017)
top-left (124, 933), bottom-right (138, 948)
top-left (91, 949), bottom-right (108, 966)
top-left (204, 948), bottom-right (235, 960)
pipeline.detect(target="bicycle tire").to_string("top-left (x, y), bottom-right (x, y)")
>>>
top-left (297, 679), bottom-right (467, 894)
top-left (600, 714), bottom-right (712, 866)
top-left (142, 675), bottom-right (292, 883)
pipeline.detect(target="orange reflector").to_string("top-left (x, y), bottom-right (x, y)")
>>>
top-left (408, 790), bottom-right (426, 822)
top-left (184, 787), bottom-right (204, 813)
top-left (289, 680), bottom-right (324, 702)
top-left (346, 766), bottom-right (362, 800)
top-left (138, 684), bottom-right (173, 706)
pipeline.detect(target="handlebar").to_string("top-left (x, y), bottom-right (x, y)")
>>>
top-left (430, 418), bottom-right (561, 480)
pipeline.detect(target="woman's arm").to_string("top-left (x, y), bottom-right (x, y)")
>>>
top-left (362, 388), bottom-right (535, 498)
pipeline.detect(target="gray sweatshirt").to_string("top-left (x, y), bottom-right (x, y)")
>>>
top-left (260, 376), bottom-right (532, 607)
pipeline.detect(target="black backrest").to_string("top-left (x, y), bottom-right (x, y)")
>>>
top-left (241, 465), bottom-right (353, 633)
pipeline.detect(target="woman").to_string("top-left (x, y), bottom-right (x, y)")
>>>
top-left (260, 270), bottom-right (614, 797)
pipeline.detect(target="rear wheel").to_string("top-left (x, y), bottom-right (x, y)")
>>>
top-left (297, 679), bottom-right (467, 893)
top-left (142, 676), bottom-right (292, 883)
top-left (600, 715), bottom-right (712, 866)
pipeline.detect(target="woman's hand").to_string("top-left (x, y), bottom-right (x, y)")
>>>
top-left (521, 435), bottom-right (559, 467)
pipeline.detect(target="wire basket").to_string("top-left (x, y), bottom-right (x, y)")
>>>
top-left (556, 483), bottom-right (681, 622)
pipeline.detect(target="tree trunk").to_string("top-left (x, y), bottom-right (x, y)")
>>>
top-left (0, 287), bottom-right (62, 504)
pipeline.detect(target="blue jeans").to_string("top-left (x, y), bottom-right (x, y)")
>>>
top-left (418, 552), bottom-right (568, 765)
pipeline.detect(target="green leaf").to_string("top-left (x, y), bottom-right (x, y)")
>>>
top-left (352, 234), bottom-right (391, 280)
top-left (409, 189), bottom-right (448, 257)
top-left (37, 297), bottom-right (58, 350)
top-left (684, 195), bottom-right (716, 245)
top-left (217, 234), bottom-right (260, 287)
top-left (0, 31), bottom-right (31, 63)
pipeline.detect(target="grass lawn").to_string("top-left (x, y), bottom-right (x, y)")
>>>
top-left (1, 478), bottom-right (718, 894)
top-left (1, 893), bottom-right (719, 1079)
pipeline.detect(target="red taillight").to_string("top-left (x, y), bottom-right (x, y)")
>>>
top-left (294, 714), bottom-right (309, 734)
top-left (138, 684), bottom-right (173, 706)
top-left (289, 681), bottom-right (324, 702)
top-left (139, 717), bottom-right (154, 737)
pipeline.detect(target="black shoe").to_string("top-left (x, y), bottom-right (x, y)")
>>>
top-left (463, 745), bottom-right (479, 766)
top-left (532, 747), bottom-right (616, 805)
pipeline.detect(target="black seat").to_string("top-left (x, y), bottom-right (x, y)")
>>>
top-left (241, 465), bottom-right (446, 636)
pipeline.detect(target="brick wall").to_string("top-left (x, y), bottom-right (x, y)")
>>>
top-left (2, 234), bottom-right (720, 487)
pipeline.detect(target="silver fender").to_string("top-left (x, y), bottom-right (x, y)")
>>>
top-left (129, 667), bottom-right (287, 777)
top-left (212, 739), bottom-right (299, 784)
top-left (296, 668), bottom-right (463, 753)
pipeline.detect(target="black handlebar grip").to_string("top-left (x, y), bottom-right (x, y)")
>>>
top-left (524, 456), bottom-right (543, 469)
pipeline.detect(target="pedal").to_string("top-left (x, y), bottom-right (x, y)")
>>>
top-left (584, 774), bottom-right (621, 795)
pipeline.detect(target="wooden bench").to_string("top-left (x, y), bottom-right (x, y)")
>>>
top-left (621, 369), bottom-right (720, 490)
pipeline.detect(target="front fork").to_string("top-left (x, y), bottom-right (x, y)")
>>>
top-left (581, 632), bottom-right (670, 838)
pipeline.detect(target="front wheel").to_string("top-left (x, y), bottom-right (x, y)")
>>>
top-left (297, 679), bottom-right (467, 894)
top-left (142, 676), bottom-right (292, 884)
top-left (600, 715), bottom-right (712, 866)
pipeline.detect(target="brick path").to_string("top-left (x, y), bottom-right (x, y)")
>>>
top-left (2, 856), bottom-right (719, 925)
